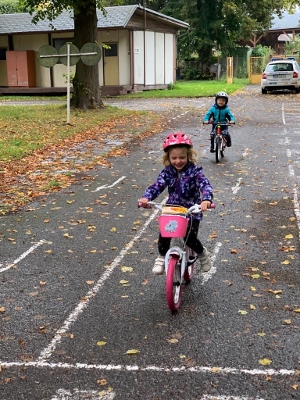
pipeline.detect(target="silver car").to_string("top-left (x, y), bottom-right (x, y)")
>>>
top-left (261, 58), bottom-right (300, 94)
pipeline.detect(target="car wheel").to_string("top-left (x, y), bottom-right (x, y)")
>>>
top-left (261, 88), bottom-right (267, 94)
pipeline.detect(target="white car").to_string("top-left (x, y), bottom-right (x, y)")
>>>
top-left (261, 58), bottom-right (300, 94)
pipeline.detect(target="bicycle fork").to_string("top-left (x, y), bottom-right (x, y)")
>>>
top-left (164, 238), bottom-right (187, 280)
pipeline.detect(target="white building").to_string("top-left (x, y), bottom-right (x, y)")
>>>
top-left (0, 5), bottom-right (189, 95)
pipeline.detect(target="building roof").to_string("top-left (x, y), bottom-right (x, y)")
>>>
top-left (0, 5), bottom-right (189, 35)
top-left (270, 10), bottom-right (300, 31)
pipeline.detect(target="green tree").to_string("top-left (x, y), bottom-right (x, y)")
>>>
top-left (21, 0), bottom-right (107, 109)
top-left (123, 0), bottom-right (286, 64)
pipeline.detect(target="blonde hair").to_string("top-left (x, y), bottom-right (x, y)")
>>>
top-left (162, 145), bottom-right (198, 166)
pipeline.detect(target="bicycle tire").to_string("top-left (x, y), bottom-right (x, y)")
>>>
top-left (166, 255), bottom-right (182, 312)
top-left (221, 137), bottom-right (225, 158)
top-left (183, 247), bottom-right (195, 283)
top-left (215, 138), bottom-right (220, 163)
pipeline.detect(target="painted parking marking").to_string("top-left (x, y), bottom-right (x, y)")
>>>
top-left (0, 360), bottom-right (297, 377)
top-left (0, 239), bottom-right (46, 273)
top-left (200, 396), bottom-right (264, 400)
top-left (51, 388), bottom-right (116, 400)
top-left (201, 242), bottom-right (222, 285)
top-left (38, 206), bottom-right (160, 361)
top-left (232, 177), bottom-right (243, 194)
top-left (95, 176), bottom-right (126, 191)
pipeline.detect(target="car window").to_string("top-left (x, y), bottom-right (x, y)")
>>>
top-left (266, 63), bottom-right (293, 72)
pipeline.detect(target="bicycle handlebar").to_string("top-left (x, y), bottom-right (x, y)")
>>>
top-left (137, 201), bottom-right (215, 212)
top-left (203, 120), bottom-right (235, 126)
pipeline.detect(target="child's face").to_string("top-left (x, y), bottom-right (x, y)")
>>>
top-left (216, 97), bottom-right (226, 107)
top-left (169, 147), bottom-right (188, 171)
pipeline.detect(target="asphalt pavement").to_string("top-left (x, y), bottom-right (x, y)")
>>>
top-left (0, 86), bottom-right (299, 400)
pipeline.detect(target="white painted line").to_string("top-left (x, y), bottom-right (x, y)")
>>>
top-left (149, 150), bottom-right (162, 154)
top-left (200, 396), bottom-right (264, 400)
top-left (201, 242), bottom-right (222, 285)
top-left (282, 103), bottom-right (285, 125)
top-left (0, 239), bottom-right (46, 273)
top-left (0, 360), bottom-right (297, 377)
top-left (95, 175), bottom-right (126, 191)
top-left (38, 207), bottom-right (160, 361)
top-left (232, 177), bottom-right (243, 194)
top-left (51, 388), bottom-right (116, 400)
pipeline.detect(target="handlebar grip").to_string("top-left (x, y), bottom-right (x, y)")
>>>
top-left (137, 202), bottom-right (151, 209)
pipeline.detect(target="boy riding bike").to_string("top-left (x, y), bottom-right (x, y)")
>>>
top-left (138, 132), bottom-right (214, 275)
top-left (203, 91), bottom-right (235, 153)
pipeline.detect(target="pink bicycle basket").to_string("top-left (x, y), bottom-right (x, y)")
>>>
top-left (158, 214), bottom-right (188, 238)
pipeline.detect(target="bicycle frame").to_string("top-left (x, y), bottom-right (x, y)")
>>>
top-left (138, 201), bottom-right (214, 312)
top-left (204, 120), bottom-right (234, 163)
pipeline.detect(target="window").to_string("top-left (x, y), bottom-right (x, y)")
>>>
top-left (0, 48), bottom-right (7, 61)
top-left (104, 43), bottom-right (118, 57)
top-left (53, 38), bottom-right (73, 64)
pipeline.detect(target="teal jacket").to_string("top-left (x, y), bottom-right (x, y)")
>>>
top-left (203, 103), bottom-right (235, 123)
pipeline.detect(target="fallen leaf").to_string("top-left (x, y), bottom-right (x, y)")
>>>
top-left (126, 349), bottom-right (140, 355)
top-left (259, 358), bottom-right (272, 366)
top-left (167, 338), bottom-right (179, 344)
top-left (238, 310), bottom-right (248, 315)
top-left (285, 234), bottom-right (293, 239)
top-left (97, 341), bottom-right (107, 346)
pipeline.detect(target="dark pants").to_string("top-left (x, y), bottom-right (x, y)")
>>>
top-left (211, 130), bottom-right (231, 148)
top-left (158, 219), bottom-right (204, 256)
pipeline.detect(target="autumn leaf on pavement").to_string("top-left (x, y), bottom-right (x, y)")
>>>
top-left (259, 358), bottom-right (272, 366)
top-left (126, 349), bottom-right (140, 355)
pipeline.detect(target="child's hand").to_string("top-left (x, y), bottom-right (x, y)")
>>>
top-left (203, 121), bottom-right (208, 125)
top-left (229, 121), bottom-right (235, 124)
top-left (138, 198), bottom-right (151, 208)
top-left (201, 201), bottom-right (211, 211)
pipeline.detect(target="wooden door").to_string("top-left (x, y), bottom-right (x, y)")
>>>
top-left (103, 43), bottom-right (119, 85)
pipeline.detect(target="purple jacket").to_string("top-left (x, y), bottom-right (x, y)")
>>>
top-left (142, 162), bottom-right (213, 220)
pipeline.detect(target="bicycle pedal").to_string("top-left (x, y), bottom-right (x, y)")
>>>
top-left (187, 256), bottom-right (197, 266)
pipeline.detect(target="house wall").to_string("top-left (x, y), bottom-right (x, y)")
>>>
top-left (0, 36), bottom-right (8, 86)
top-left (155, 32), bottom-right (165, 84)
top-left (133, 31), bottom-right (144, 84)
top-left (0, 27), bottom-right (177, 90)
top-left (165, 33), bottom-right (174, 84)
top-left (98, 29), bottom-right (131, 86)
top-left (133, 31), bottom-right (175, 86)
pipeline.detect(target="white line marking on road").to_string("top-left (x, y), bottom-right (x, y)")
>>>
top-left (201, 242), bottom-right (222, 285)
top-left (95, 176), bottom-right (126, 191)
top-left (51, 388), bottom-right (116, 400)
top-left (38, 207), bottom-right (160, 361)
top-left (282, 103), bottom-right (285, 125)
top-left (232, 177), bottom-right (243, 194)
top-left (200, 396), bottom-right (264, 400)
top-left (0, 239), bottom-right (46, 273)
top-left (0, 360), bottom-right (297, 377)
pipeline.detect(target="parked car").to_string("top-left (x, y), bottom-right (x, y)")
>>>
top-left (261, 58), bottom-right (300, 94)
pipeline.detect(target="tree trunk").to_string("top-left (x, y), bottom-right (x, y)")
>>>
top-left (72, 3), bottom-right (103, 109)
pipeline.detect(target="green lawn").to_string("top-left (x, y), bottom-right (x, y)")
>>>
top-left (0, 79), bottom-right (249, 161)
top-left (116, 78), bottom-right (249, 98)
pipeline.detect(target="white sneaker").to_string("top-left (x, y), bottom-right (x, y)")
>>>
top-left (152, 256), bottom-right (165, 275)
top-left (198, 247), bottom-right (212, 272)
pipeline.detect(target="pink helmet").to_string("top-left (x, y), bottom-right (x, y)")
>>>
top-left (163, 132), bottom-right (193, 152)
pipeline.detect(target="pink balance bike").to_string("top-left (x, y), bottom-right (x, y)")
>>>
top-left (139, 202), bottom-right (214, 312)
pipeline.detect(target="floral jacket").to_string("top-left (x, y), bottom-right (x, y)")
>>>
top-left (142, 162), bottom-right (213, 220)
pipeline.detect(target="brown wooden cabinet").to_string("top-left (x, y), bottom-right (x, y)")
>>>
top-left (6, 50), bottom-right (36, 87)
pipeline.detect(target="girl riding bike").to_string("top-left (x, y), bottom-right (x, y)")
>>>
top-left (138, 132), bottom-right (214, 275)
top-left (203, 91), bottom-right (235, 153)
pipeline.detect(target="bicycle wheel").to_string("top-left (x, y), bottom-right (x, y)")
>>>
top-left (166, 255), bottom-right (182, 312)
top-left (183, 247), bottom-right (195, 283)
top-left (215, 137), bottom-right (221, 163)
top-left (220, 137), bottom-right (226, 158)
